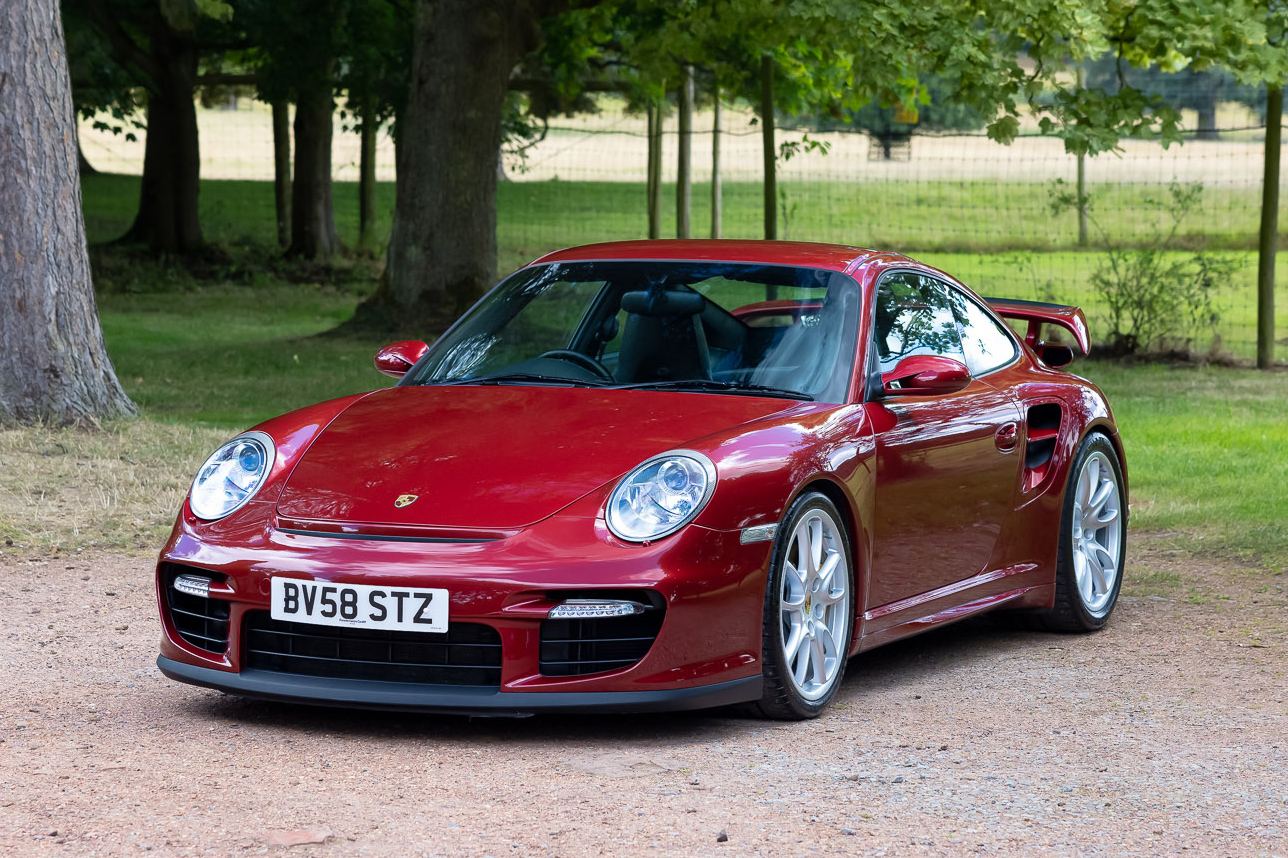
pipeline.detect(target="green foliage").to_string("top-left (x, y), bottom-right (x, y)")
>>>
top-left (1051, 181), bottom-right (1236, 354)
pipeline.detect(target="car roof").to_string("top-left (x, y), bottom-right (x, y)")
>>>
top-left (529, 240), bottom-right (897, 275)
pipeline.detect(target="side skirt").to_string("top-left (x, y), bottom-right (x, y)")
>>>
top-left (855, 564), bottom-right (1043, 653)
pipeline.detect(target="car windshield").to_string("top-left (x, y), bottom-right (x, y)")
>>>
top-left (406, 261), bottom-right (862, 403)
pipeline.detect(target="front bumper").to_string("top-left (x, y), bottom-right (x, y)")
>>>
top-left (156, 500), bottom-right (774, 713)
top-left (158, 656), bottom-right (762, 715)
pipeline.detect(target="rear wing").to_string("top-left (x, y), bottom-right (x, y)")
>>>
top-left (985, 297), bottom-right (1090, 363)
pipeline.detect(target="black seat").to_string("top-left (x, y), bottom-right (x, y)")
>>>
top-left (615, 290), bottom-right (711, 383)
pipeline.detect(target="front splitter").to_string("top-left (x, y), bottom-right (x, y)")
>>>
top-left (158, 656), bottom-right (762, 716)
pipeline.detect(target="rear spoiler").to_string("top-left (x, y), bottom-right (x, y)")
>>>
top-left (985, 297), bottom-right (1090, 357)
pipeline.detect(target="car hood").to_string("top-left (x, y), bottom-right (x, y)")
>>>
top-left (275, 384), bottom-right (794, 530)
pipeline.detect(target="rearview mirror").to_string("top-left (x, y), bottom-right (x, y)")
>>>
top-left (881, 355), bottom-right (971, 396)
top-left (374, 340), bottom-right (429, 379)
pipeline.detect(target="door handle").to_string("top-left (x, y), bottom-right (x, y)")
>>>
top-left (995, 422), bottom-right (1019, 452)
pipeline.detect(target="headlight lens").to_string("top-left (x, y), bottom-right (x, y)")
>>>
top-left (606, 450), bottom-right (717, 542)
top-left (189, 432), bottom-right (275, 520)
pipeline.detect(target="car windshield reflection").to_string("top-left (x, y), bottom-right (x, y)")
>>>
top-left (407, 261), bottom-right (861, 403)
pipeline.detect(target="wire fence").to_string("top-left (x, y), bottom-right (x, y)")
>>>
top-left (79, 96), bottom-right (1286, 360)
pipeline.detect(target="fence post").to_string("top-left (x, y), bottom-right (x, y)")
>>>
top-left (761, 56), bottom-right (777, 241)
top-left (1258, 84), bottom-right (1282, 369)
top-left (677, 66), bottom-right (693, 239)
top-left (711, 86), bottom-right (722, 239)
top-left (647, 100), bottom-right (663, 239)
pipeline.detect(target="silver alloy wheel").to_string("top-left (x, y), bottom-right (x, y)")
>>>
top-left (1071, 450), bottom-right (1123, 616)
top-left (778, 509), bottom-right (849, 701)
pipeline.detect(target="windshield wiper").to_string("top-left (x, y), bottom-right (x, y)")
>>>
top-left (455, 372), bottom-right (608, 388)
top-left (610, 379), bottom-right (813, 400)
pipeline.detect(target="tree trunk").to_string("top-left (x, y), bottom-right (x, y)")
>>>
top-left (363, 0), bottom-right (549, 333)
top-left (288, 84), bottom-right (339, 260)
top-left (761, 55), bottom-right (777, 241)
top-left (1195, 99), bottom-right (1220, 142)
top-left (711, 87), bottom-right (722, 239)
top-left (0, 0), bottom-right (135, 424)
top-left (676, 66), bottom-right (693, 239)
top-left (1257, 84), bottom-right (1281, 369)
top-left (272, 99), bottom-right (292, 247)
top-left (358, 98), bottom-right (378, 251)
top-left (121, 13), bottom-right (202, 252)
top-left (647, 100), bottom-right (663, 239)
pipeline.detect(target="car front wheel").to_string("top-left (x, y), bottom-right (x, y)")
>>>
top-left (750, 492), bottom-right (854, 720)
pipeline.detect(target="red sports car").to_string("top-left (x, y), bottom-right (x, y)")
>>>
top-left (156, 240), bottom-right (1126, 719)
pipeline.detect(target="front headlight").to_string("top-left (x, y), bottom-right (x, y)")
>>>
top-left (606, 450), bottom-right (717, 542)
top-left (189, 431), bottom-right (275, 520)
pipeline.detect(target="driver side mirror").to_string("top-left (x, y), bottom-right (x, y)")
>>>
top-left (881, 355), bottom-right (971, 396)
top-left (374, 340), bottom-right (429, 379)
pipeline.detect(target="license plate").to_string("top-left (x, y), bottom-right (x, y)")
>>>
top-left (270, 578), bottom-right (448, 633)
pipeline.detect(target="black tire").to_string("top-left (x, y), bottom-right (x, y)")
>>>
top-left (1035, 432), bottom-right (1127, 632)
top-left (748, 492), bottom-right (855, 720)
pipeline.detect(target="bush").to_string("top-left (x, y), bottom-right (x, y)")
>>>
top-left (1051, 181), bottom-right (1235, 355)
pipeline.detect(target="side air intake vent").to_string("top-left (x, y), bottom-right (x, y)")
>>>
top-left (1024, 403), bottom-right (1063, 491)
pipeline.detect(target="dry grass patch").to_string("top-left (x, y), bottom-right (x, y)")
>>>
top-left (0, 420), bottom-right (230, 555)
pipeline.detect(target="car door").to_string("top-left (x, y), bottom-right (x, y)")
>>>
top-left (865, 272), bottom-right (1024, 610)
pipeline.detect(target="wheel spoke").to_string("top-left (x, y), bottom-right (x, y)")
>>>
top-left (1088, 480), bottom-right (1113, 517)
top-left (814, 553), bottom-right (840, 600)
top-left (1091, 541), bottom-right (1117, 574)
top-left (1094, 507), bottom-right (1120, 528)
top-left (792, 637), bottom-right (811, 686)
top-left (808, 518), bottom-right (824, 574)
top-left (1085, 547), bottom-right (1108, 595)
top-left (783, 623), bottom-right (805, 663)
top-left (783, 560), bottom-right (807, 597)
top-left (794, 522), bottom-right (813, 576)
top-left (808, 635), bottom-right (827, 688)
top-left (816, 623), bottom-right (839, 661)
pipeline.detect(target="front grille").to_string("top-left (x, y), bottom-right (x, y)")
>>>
top-left (540, 608), bottom-right (665, 677)
top-left (165, 566), bottom-right (230, 655)
top-left (242, 612), bottom-right (502, 687)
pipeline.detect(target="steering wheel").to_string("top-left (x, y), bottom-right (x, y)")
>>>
top-left (536, 349), bottom-right (613, 381)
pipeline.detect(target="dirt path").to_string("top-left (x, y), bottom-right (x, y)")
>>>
top-left (1, 548), bottom-right (1285, 857)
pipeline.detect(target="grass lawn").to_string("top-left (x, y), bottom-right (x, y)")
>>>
top-left (1, 282), bottom-right (1285, 575)
top-left (80, 173), bottom-right (1283, 360)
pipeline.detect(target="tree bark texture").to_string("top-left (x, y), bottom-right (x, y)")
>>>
top-left (676, 66), bottom-right (693, 239)
top-left (711, 88), bottom-right (721, 239)
top-left (358, 99), bottom-right (378, 250)
top-left (761, 56), bottom-right (777, 241)
top-left (272, 99), bottom-right (292, 247)
top-left (647, 100), bottom-right (663, 239)
top-left (0, 0), bottom-right (135, 424)
top-left (1257, 85), bottom-right (1281, 369)
top-left (288, 84), bottom-right (340, 260)
top-left (373, 0), bottom-right (549, 332)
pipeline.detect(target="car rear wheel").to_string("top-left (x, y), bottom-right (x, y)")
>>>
top-left (1038, 432), bottom-right (1126, 631)
top-left (750, 492), bottom-right (853, 720)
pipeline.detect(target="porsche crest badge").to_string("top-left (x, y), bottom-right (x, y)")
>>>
top-left (394, 494), bottom-right (419, 509)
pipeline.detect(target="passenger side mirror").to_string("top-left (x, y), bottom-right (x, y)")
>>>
top-left (374, 340), bottom-right (429, 379)
top-left (881, 355), bottom-right (971, 396)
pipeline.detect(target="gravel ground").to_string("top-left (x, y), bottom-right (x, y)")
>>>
top-left (1, 547), bottom-right (1285, 858)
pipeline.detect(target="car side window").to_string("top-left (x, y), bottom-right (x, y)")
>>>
top-left (873, 273), bottom-right (967, 373)
top-left (946, 289), bottom-right (1018, 376)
